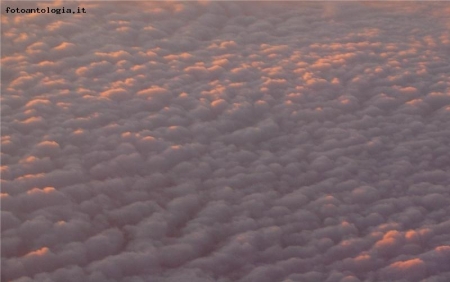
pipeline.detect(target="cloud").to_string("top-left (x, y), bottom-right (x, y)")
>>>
top-left (2, 1), bottom-right (450, 281)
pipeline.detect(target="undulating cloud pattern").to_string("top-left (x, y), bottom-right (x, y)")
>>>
top-left (2, 1), bottom-right (450, 281)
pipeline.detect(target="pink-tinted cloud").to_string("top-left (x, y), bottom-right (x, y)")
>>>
top-left (2, 1), bottom-right (450, 281)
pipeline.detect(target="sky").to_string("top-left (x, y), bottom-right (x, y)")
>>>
top-left (1, 1), bottom-right (450, 281)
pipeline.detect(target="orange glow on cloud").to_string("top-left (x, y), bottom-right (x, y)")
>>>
top-left (56, 220), bottom-right (66, 226)
top-left (73, 129), bottom-right (84, 135)
top-left (406, 99), bottom-right (423, 106)
top-left (435, 245), bottom-right (450, 252)
top-left (37, 140), bottom-right (59, 148)
top-left (53, 42), bottom-right (75, 51)
top-left (2, 136), bottom-right (12, 145)
top-left (25, 99), bottom-right (51, 108)
top-left (355, 254), bottom-right (371, 262)
top-left (389, 258), bottom-right (425, 271)
top-left (21, 116), bottom-right (44, 124)
top-left (25, 247), bottom-right (49, 257)
top-left (137, 86), bottom-right (168, 97)
top-left (374, 230), bottom-right (401, 249)
top-left (27, 187), bottom-right (56, 195)
top-left (20, 156), bottom-right (38, 164)
top-left (16, 173), bottom-right (45, 181)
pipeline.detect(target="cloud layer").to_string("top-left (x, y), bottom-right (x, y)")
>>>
top-left (2, 1), bottom-right (450, 281)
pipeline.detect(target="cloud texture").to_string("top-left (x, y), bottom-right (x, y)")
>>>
top-left (2, 1), bottom-right (450, 281)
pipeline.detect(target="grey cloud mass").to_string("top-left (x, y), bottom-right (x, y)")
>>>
top-left (2, 1), bottom-right (450, 281)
